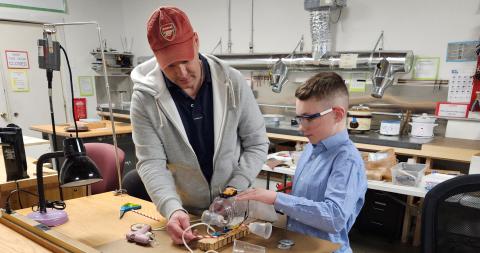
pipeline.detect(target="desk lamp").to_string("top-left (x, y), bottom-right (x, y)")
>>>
top-left (27, 138), bottom-right (102, 226)
top-left (38, 21), bottom-right (125, 195)
top-left (28, 21), bottom-right (115, 226)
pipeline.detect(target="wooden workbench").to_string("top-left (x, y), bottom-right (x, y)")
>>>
top-left (267, 133), bottom-right (480, 163)
top-left (10, 193), bottom-right (340, 252)
top-left (0, 222), bottom-right (51, 253)
top-left (30, 121), bottom-right (133, 138)
top-left (267, 132), bottom-right (480, 246)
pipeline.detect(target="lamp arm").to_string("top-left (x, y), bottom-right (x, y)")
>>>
top-left (36, 151), bottom-right (64, 213)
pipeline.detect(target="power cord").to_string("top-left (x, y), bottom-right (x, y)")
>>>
top-left (181, 222), bottom-right (218, 253)
top-left (15, 181), bottom-right (23, 209)
top-left (59, 44), bottom-right (79, 138)
top-left (4, 188), bottom-right (37, 214)
top-left (4, 187), bottom-right (66, 214)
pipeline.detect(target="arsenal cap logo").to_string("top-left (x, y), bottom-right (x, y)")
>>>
top-left (160, 23), bottom-right (176, 41)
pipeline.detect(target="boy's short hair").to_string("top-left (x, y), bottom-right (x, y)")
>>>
top-left (295, 72), bottom-right (349, 109)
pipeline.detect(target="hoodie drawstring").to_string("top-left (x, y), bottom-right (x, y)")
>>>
top-left (227, 78), bottom-right (236, 109)
top-left (155, 97), bottom-right (164, 128)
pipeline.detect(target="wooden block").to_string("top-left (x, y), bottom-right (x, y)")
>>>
top-left (197, 225), bottom-right (249, 251)
top-left (77, 121), bottom-right (106, 129)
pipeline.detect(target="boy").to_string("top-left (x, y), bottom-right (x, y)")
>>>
top-left (236, 72), bottom-right (367, 253)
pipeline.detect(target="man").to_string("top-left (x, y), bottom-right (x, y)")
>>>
top-left (236, 72), bottom-right (367, 253)
top-left (129, 6), bottom-right (269, 244)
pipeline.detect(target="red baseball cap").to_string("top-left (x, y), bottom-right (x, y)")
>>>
top-left (147, 7), bottom-right (195, 69)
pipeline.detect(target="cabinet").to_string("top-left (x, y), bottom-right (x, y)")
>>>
top-left (90, 51), bottom-right (135, 114)
top-left (354, 189), bottom-right (406, 241)
top-left (90, 51), bottom-right (133, 76)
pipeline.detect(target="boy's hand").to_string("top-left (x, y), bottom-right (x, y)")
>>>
top-left (235, 188), bottom-right (277, 205)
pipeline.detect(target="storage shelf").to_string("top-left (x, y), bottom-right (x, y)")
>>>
top-left (90, 51), bottom-right (133, 56)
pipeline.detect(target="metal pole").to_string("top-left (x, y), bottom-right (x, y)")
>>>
top-left (249, 0), bottom-right (254, 53)
top-left (227, 0), bottom-right (232, 54)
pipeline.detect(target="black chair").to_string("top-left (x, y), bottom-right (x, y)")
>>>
top-left (422, 174), bottom-right (480, 253)
top-left (122, 169), bottom-right (151, 202)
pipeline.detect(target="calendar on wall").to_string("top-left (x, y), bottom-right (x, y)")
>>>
top-left (448, 69), bottom-right (474, 103)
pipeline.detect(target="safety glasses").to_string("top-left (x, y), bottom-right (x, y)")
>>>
top-left (295, 108), bottom-right (333, 125)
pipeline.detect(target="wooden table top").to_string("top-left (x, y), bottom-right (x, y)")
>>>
top-left (267, 133), bottom-right (480, 163)
top-left (30, 121), bottom-right (133, 138)
top-left (0, 222), bottom-right (50, 253)
top-left (16, 192), bottom-right (340, 252)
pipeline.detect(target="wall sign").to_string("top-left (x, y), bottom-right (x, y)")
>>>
top-left (78, 76), bottom-right (95, 97)
top-left (9, 69), bottom-right (30, 92)
top-left (412, 57), bottom-right (440, 80)
top-left (5, 50), bottom-right (29, 69)
top-left (446, 41), bottom-right (479, 62)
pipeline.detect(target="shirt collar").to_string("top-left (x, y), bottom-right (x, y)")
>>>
top-left (313, 130), bottom-right (349, 152)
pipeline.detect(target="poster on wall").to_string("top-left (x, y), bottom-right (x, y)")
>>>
top-left (9, 69), bottom-right (30, 92)
top-left (412, 57), bottom-right (440, 80)
top-left (5, 50), bottom-right (29, 69)
top-left (78, 76), bottom-right (94, 96)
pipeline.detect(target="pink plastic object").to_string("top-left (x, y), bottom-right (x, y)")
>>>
top-left (27, 209), bottom-right (68, 227)
top-left (126, 224), bottom-right (152, 245)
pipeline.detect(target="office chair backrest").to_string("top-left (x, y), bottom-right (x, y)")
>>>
top-left (422, 174), bottom-right (480, 253)
top-left (122, 169), bottom-right (151, 202)
top-left (84, 143), bottom-right (125, 194)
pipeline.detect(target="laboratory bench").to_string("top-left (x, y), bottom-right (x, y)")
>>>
top-left (0, 192), bottom-right (340, 253)
top-left (264, 131), bottom-right (480, 247)
top-left (29, 120), bottom-right (480, 247)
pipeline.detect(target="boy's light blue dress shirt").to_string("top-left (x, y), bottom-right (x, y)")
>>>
top-left (274, 130), bottom-right (367, 253)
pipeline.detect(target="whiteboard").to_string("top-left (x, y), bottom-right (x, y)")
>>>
top-left (0, 0), bottom-right (66, 13)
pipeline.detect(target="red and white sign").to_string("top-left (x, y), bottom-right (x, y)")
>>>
top-left (435, 102), bottom-right (470, 118)
top-left (73, 98), bottom-right (87, 121)
top-left (5, 50), bottom-right (29, 69)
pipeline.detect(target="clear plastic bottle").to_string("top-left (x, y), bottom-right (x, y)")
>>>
top-left (201, 197), bottom-right (248, 227)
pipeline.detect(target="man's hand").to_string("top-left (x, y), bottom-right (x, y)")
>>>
top-left (166, 210), bottom-right (196, 244)
top-left (235, 188), bottom-right (277, 205)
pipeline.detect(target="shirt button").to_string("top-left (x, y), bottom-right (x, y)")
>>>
top-left (190, 104), bottom-right (194, 108)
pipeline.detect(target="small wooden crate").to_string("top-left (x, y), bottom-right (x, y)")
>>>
top-left (197, 225), bottom-right (249, 251)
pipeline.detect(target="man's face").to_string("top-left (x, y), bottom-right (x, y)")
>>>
top-left (295, 98), bottom-right (336, 144)
top-left (159, 36), bottom-right (202, 90)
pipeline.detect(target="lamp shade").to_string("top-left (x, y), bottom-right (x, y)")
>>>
top-left (59, 138), bottom-right (103, 187)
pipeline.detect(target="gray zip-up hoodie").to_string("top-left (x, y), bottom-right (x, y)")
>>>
top-left (130, 54), bottom-right (269, 219)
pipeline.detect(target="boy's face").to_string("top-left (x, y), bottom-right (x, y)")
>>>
top-left (295, 98), bottom-right (337, 144)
